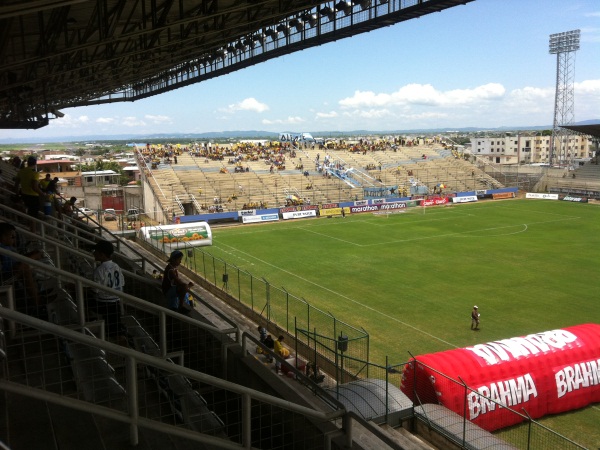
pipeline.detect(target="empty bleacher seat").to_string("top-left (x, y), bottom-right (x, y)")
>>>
top-left (78, 376), bottom-right (126, 404)
top-left (181, 390), bottom-right (225, 433)
top-left (63, 341), bottom-right (106, 361)
top-left (47, 297), bottom-right (78, 326)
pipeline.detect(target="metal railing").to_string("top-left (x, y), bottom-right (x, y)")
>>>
top-left (141, 235), bottom-right (370, 373)
top-left (0, 306), bottom-right (348, 449)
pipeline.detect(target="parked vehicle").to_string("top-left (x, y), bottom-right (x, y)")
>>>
top-left (76, 207), bottom-right (95, 219)
top-left (104, 208), bottom-right (117, 221)
top-left (126, 208), bottom-right (140, 221)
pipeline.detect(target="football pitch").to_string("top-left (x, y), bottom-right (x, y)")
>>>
top-left (206, 199), bottom-right (600, 447)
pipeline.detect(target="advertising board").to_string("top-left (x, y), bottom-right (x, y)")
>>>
top-left (140, 222), bottom-right (212, 248)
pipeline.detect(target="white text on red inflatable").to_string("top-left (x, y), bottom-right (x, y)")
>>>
top-left (555, 359), bottom-right (600, 398)
top-left (465, 330), bottom-right (578, 365)
top-left (468, 373), bottom-right (538, 419)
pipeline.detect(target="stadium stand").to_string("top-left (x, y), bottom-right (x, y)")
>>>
top-left (137, 142), bottom-right (503, 220)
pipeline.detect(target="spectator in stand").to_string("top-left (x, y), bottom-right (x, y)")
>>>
top-left (62, 196), bottom-right (77, 217)
top-left (39, 173), bottom-right (52, 192)
top-left (89, 240), bottom-right (126, 341)
top-left (263, 334), bottom-right (274, 363)
top-left (274, 335), bottom-right (291, 374)
top-left (161, 250), bottom-right (193, 315)
top-left (14, 156), bottom-right (44, 231)
top-left (0, 222), bottom-right (42, 315)
top-left (11, 156), bottom-right (23, 170)
top-left (45, 177), bottom-right (60, 195)
top-left (257, 325), bottom-right (267, 343)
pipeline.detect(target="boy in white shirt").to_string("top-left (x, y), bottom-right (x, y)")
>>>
top-left (90, 240), bottom-right (125, 338)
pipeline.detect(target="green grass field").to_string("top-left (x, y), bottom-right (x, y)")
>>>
top-left (205, 199), bottom-right (600, 448)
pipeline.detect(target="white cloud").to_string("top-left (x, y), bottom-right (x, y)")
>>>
top-left (122, 116), bottom-right (146, 127)
top-left (580, 26), bottom-right (600, 43)
top-left (262, 116), bottom-right (305, 125)
top-left (575, 79), bottom-right (600, 94)
top-left (221, 97), bottom-right (269, 113)
top-left (145, 114), bottom-right (172, 124)
top-left (401, 112), bottom-right (449, 120)
top-left (341, 109), bottom-right (393, 119)
top-left (96, 117), bottom-right (115, 124)
top-left (324, 79), bottom-right (600, 129)
top-left (51, 114), bottom-right (90, 128)
top-left (315, 111), bottom-right (338, 119)
top-left (339, 83), bottom-right (505, 110)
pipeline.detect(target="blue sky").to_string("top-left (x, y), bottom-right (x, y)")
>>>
top-left (2, 0), bottom-right (599, 141)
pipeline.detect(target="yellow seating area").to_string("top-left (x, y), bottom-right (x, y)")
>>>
top-left (142, 144), bottom-right (502, 217)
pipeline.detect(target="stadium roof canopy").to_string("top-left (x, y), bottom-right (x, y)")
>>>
top-left (560, 124), bottom-right (600, 139)
top-left (0, 0), bottom-right (473, 130)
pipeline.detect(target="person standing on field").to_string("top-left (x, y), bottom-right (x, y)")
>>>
top-left (471, 305), bottom-right (480, 331)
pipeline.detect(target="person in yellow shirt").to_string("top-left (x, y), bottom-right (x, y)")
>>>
top-left (15, 156), bottom-right (44, 231)
top-left (273, 335), bottom-right (290, 374)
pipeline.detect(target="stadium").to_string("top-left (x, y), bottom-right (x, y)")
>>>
top-left (1, 0), bottom-right (600, 449)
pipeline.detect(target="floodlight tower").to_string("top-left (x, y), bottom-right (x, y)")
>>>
top-left (549, 29), bottom-right (580, 166)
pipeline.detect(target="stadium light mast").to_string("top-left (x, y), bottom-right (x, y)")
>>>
top-left (548, 29), bottom-right (580, 167)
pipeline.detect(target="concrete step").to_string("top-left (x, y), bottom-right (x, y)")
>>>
top-left (379, 423), bottom-right (438, 450)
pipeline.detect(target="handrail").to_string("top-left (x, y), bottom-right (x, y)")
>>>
top-left (0, 307), bottom-right (347, 448)
top-left (0, 246), bottom-right (238, 350)
top-left (240, 331), bottom-right (345, 413)
top-left (0, 198), bottom-right (162, 274)
top-left (0, 194), bottom-right (241, 345)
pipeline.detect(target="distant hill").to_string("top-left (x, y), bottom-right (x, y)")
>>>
top-left (1, 120), bottom-right (598, 144)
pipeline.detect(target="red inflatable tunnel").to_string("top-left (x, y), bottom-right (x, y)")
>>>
top-left (400, 323), bottom-right (600, 431)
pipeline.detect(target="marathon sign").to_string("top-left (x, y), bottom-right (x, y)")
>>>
top-left (349, 202), bottom-right (408, 214)
top-left (560, 195), bottom-right (588, 203)
top-left (401, 324), bottom-right (600, 431)
top-left (420, 197), bottom-right (449, 207)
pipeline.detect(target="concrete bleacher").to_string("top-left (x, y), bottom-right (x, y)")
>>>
top-left (139, 142), bottom-right (508, 219)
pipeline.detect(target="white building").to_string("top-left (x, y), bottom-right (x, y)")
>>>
top-left (470, 133), bottom-right (593, 165)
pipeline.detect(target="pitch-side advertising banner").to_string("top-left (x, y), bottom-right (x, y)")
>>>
top-left (242, 213), bottom-right (279, 224)
top-left (453, 196), bottom-right (478, 203)
top-left (140, 222), bottom-right (212, 248)
top-left (349, 201), bottom-right (416, 214)
top-left (400, 324), bottom-right (600, 431)
top-left (282, 210), bottom-right (317, 220)
top-left (421, 197), bottom-right (449, 207)
top-left (526, 193), bottom-right (559, 200)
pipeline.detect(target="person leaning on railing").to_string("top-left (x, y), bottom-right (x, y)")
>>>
top-left (161, 250), bottom-right (193, 315)
top-left (0, 222), bottom-right (43, 316)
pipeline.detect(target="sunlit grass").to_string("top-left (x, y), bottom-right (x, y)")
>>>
top-left (206, 199), bottom-right (600, 447)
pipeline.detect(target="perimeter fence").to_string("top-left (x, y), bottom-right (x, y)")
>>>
top-left (147, 237), bottom-right (370, 372)
top-left (143, 237), bottom-right (586, 450)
